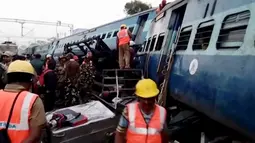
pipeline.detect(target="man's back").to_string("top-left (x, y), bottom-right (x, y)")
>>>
top-left (0, 89), bottom-right (45, 143)
top-left (30, 59), bottom-right (44, 75)
top-left (0, 63), bottom-right (7, 89)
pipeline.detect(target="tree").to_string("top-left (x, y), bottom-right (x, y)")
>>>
top-left (124, 0), bottom-right (152, 15)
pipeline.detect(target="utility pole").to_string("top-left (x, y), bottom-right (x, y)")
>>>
top-left (20, 22), bottom-right (24, 37)
top-left (0, 18), bottom-right (74, 37)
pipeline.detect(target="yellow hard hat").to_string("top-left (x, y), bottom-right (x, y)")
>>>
top-left (7, 60), bottom-right (35, 75)
top-left (135, 79), bottom-right (159, 98)
top-left (120, 24), bottom-right (127, 28)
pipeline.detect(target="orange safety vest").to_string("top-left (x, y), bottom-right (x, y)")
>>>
top-left (0, 90), bottom-right (38, 143)
top-left (117, 29), bottom-right (131, 46)
top-left (126, 102), bottom-right (166, 143)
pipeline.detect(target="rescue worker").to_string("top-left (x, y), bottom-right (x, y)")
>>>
top-left (25, 54), bottom-right (31, 62)
top-left (30, 54), bottom-right (44, 75)
top-left (62, 58), bottom-right (81, 107)
top-left (78, 53), bottom-right (95, 103)
top-left (0, 60), bottom-right (46, 143)
top-left (42, 60), bottom-right (57, 112)
top-left (116, 24), bottom-right (132, 69)
top-left (73, 55), bottom-right (79, 63)
top-left (56, 55), bottom-right (67, 84)
top-left (55, 56), bottom-right (67, 108)
top-left (115, 79), bottom-right (169, 143)
top-left (64, 53), bottom-right (74, 69)
top-left (44, 54), bottom-right (56, 70)
top-left (82, 52), bottom-right (93, 66)
top-left (2, 51), bottom-right (14, 68)
top-left (0, 61), bottom-right (6, 89)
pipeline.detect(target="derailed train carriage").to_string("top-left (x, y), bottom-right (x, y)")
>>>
top-left (136, 0), bottom-right (255, 142)
top-left (41, 0), bottom-right (255, 141)
top-left (41, 37), bottom-right (143, 143)
top-left (0, 41), bottom-right (18, 54)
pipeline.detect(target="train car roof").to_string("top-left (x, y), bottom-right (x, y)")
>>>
top-left (60, 8), bottom-right (156, 40)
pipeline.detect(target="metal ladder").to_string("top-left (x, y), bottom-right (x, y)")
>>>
top-left (102, 69), bottom-right (144, 109)
top-left (158, 27), bottom-right (181, 106)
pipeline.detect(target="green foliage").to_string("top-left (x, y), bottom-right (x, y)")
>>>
top-left (124, 0), bottom-right (152, 15)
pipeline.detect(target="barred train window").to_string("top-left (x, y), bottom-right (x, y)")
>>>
top-left (155, 33), bottom-right (165, 51)
top-left (107, 32), bottom-right (112, 38)
top-left (176, 26), bottom-right (192, 51)
top-left (144, 38), bottom-right (151, 52)
top-left (217, 10), bottom-right (250, 49)
top-left (149, 35), bottom-right (157, 51)
top-left (193, 20), bottom-right (214, 50)
top-left (138, 40), bottom-right (146, 52)
top-left (101, 33), bottom-right (106, 39)
top-left (113, 30), bottom-right (119, 37)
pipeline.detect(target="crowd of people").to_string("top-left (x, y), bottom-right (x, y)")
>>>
top-left (0, 23), bottom-right (169, 142)
top-left (0, 51), bottom-right (95, 112)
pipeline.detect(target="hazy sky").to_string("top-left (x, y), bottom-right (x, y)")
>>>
top-left (0, 0), bottom-right (175, 45)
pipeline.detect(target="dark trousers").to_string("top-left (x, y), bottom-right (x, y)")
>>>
top-left (44, 91), bottom-right (56, 112)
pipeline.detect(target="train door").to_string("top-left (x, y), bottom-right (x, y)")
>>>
top-left (157, 4), bottom-right (187, 75)
top-left (134, 14), bottom-right (149, 44)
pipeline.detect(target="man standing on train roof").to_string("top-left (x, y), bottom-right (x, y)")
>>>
top-left (115, 78), bottom-right (169, 143)
top-left (116, 24), bottom-right (132, 69)
top-left (0, 60), bottom-right (46, 143)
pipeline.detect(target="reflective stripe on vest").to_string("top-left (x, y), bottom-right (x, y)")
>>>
top-left (127, 102), bottom-right (166, 135)
top-left (117, 29), bottom-right (131, 46)
top-left (0, 92), bottom-right (37, 130)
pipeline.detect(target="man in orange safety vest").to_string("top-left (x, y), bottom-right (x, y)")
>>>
top-left (0, 60), bottom-right (46, 143)
top-left (116, 24), bottom-right (132, 69)
top-left (115, 79), bottom-right (169, 143)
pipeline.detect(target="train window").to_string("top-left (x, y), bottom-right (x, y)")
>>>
top-left (107, 32), bottom-right (112, 38)
top-left (193, 20), bottom-right (214, 50)
top-left (155, 33), bottom-right (165, 51)
top-left (138, 41), bottom-right (146, 52)
top-left (128, 27), bottom-right (134, 33)
top-left (101, 33), bottom-right (106, 39)
top-left (217, 10), bottom-right (250, 50)
top-left (176, 26), bottom-right (192, 51)
top-left (113, 30), bottom-right (119, 37)
top-left (144, 38), bottom-right (151, 52)
top-left (141, 40), bottom-right (147, 52)
top-left (149, 35), bottom-right (157, 51)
